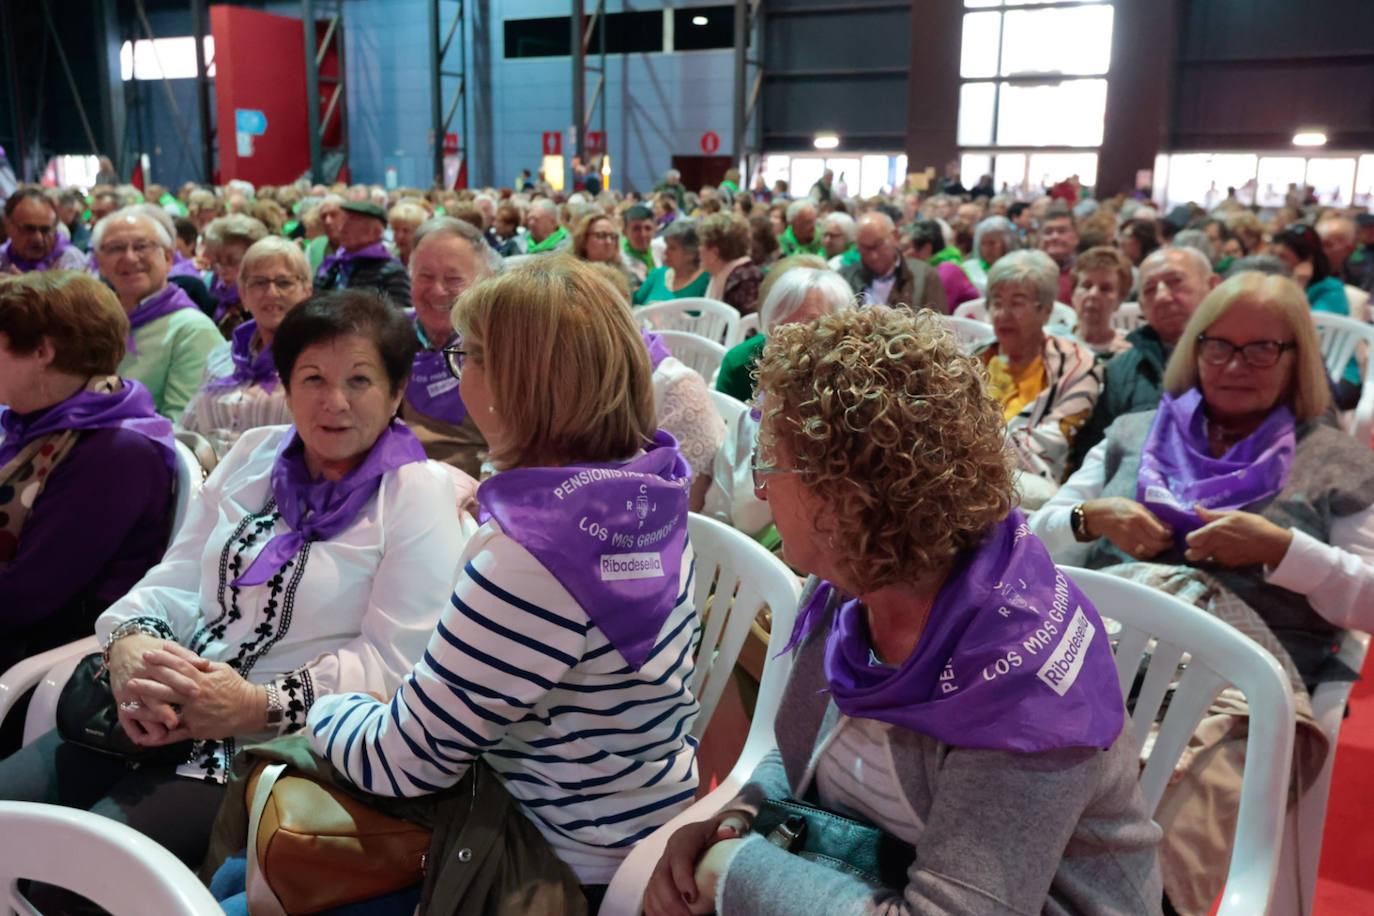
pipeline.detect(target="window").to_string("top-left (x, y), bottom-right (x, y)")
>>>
top-left (673, 6), bottom-right (735, 51)
top-left (1256, 157), bottom-right (1308, 207)
top-left (1162, 154), bottom-right (1258, 210)
top-left (504, 12), bottom-right (664, 59)
top-left (1305, 158), bottom-right (1356, 207)
top-left (1357, 155), bottom-right (1374, 207)
top-left (996, 79), bottom-right (1107, 147)
top-left (120, 38), bottom-right (215, 81)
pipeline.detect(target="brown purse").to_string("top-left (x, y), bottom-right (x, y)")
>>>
top-left (245, 761), bottom-right (432, 915)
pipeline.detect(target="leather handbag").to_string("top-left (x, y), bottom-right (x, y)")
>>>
top-left (751, 796), bottom-right (916, 889)
top-left (244, 760), bottom-right (432, 916)
top-left (54, 652), bottom-right (194, 765)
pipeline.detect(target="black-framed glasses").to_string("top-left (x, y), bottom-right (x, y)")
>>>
top-left (1196, 335), bottom-right (1296, 369)
top-left (442, 346), bottom-right (467, 380)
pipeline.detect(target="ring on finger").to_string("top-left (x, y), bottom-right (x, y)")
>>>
top-left (118, 700), bottom-right (141, 712)
top-left (1135, 542), bottom-right (1147, 556)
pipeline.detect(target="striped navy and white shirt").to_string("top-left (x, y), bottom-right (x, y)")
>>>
top-left (307, 521), bottom-right (701, 883)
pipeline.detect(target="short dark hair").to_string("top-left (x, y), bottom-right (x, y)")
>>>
top-left (1041, 204), bottom-right (1075, 227)
top-left (906, 219), bottom-right (945, 254)
top-left (272, 291), bottom-right (418, 397)
top-left (173, 216), bottom-right (199, 247)
top-left (874, 203), bottom-right (903, 225)
top-left (1119, 218), bottom-right (1160, 260)
top-left (625, 204), bottom-right (653, 222)
top-left (4, 186), bottom-right (57, 220)
top-left (1007, 201), bottom-right (1030, 221)
top-left (1273, 224), bottom-right (1332, 283)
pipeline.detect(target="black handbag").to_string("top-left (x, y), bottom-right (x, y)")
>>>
top-left (751, 795), bottom-right (916, 889)
top-left (55, 652), bottom-right (194, 764)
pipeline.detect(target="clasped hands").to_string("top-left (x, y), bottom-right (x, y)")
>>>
top-left (1083, 497), bottom-right (1293, 568)
top-left (107, 634), bottom-right (267, 746)
top-left (643, 810), bottom-right (752, 916)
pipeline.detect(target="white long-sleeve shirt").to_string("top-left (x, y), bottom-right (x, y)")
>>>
top-left (1027, 438), bottom-right (1374, 631)
top-left (307, 520), bottom-right (702, 883)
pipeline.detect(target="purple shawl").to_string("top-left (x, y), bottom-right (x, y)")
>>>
top-left (316, 241), bottom-right (395, 280)
top-left (168, 250), bottom-right (202, 279)
top-left (231, 420), bottom-right (429, 587)
top-left (206, 320), bottom-right (279, 393)
top-left (0, 378), bottom-right (176, 472)
top-left (1136, 388), bottom-right (1296, 547)
top-left (125, 283), bottom-right (200, 354)
top-left (476, 430), bottom-right (691, 670)
top-left (1, 234), bottom-right (74, 272)
top-left (641, 328), bottom-right (672, 370)
top-left (405, 315), bottom-right (467, 425)
top-left (787, 511), bottom-right (1124, 753)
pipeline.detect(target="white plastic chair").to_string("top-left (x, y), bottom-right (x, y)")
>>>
top-left (0, 800), bottom-right (224, 915)
top-left (1344, 284), bottom-right (1370, 322)
top-left (1311, 310), bottom-right (1374, 443)
top-left (731, 312), bottom-right (761, 347)
top-left (1111, 301), bottom-right (1144, 332)
top-left (953, 297), bottom-right (1077, 335)
top-left (656, 330), bottom-right (727, 384)
top-left (1271, 628), bottom-right (1370, 916)
top-left (639, 298), bottom-right (741, 346)
top-left (601, 514), bottom-right (801, 915)
top-left (709, 390), bottom-right (748, 430)
top-left (936, 313), bottom-right (995, 352)
top-left (171, 438), bottom-right (204, 540)
top-left (1061, 566), bottom-right (1297, 916)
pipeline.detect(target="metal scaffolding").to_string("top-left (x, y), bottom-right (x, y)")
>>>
top-left (429, 0), bottom-right (467, 187)
top-left (303, 0), bottom-right (348, 184)
top-left (733, 0), bottom-right (764, 182)
top-left (571, 0), bottom-right (607, 175)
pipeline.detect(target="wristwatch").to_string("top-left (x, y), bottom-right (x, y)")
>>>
top-left (1070, 503), bottom-right (1093, 542)
top-left (264, 681), bottom-right (285, 727)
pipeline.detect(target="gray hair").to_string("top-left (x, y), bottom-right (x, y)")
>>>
top-left (665, 168), bottom-right (681, 182)
top-left (662, 218), bottom-right (700, 261)
top-left (412, 215), bottom-right (503, 278)
top-left (91, 205), bottom-right (174, 250)
top-left (225, 179), bottom-right (255, 201)
top-left (1141, 245), bottom-right (1214, 283)
top-left (986, 249), bottom-right (1059, 311)
top-left (203, 213), bottom-right (269, 248)
top-left (130, 203), bottom-right (177, 248)
top-left (821, 212), bottom-right (857, 243)
top-left (786, 198), bottom-right (817, 223)
top-left (759, 267), bottom-right (855, 333)
top-left (530, 198), bottom-right (559, 218)
top-left (972, 216), bottom-right (1020, 260)
top-left (1171, 229), bottom-right (1214, 262)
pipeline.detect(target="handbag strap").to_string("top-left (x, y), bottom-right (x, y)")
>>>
top-left (246, 762), bottom-right (290, 916)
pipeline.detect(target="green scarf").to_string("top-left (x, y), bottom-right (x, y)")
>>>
top-left (929, 245), bottom-right (964, 267)
top-left (622, 236), bottom-right (655, 272)
top-left (780, 225), bottom-right (823, 256)
top-left (839, 245), bottom-right (860, 267)
top-left (526, 224), bottom-right (569, 254)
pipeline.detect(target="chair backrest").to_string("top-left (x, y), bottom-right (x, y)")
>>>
top-left (731, 312), bottom-right (761, 347)
top-left (1345, 283), bottom-right (1370, 322)
top-left (171, 439), bottom-right (204, 543)
top-left (1312, 310), bottom-right (1374, 383)
top-left (953, 297), bottom-right (1076, 334)
top-left (656, 330), bottom-right (728, 383)
top-left (1111, 301), bottom-right (1144, 332)
top-left (1061, 566), bottom-right (1296, 916)
top-left (936, 314), bottom-right (995, 352)
top-left (686, 513), bottom-right (801, 738)
top-left (174, 428), bottom-right (218, 475)
top-left (639, 298), bottom-right (741, 346)
top-left (0, 801), bottom-right (224, 915)
top-left (709, 389), bottom-right (748, 430)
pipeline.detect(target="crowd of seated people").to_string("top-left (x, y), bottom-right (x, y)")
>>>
top-left (2, 165), bottom-right (1374, 915)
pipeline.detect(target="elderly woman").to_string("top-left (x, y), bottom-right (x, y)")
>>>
top-left (574, 211), bottom-right (641, 296)
top-left (213, 256), bottom-right (702, 914)
top-left (0, 291), bottom-right (469, 886)
top-left (202, 213), bottom-right (270, 337)
top-left (1029, 271), bottom-right (1374, 913)
top-left (976, 249), bottom-right (1102, 504)
top-left (700, 212), bottom-right (764, 315)
top-left (177, 237), bottom-right (313, 459)
top-left (1272, 224), bottom-right (1357, 403)
top-left (387, 200), bottom-right (429, 266)
top-left (962, 214), bottom-right (1021, 293)
top-left (1070, 246), bottom-right (1135, 357)
top-left (0, 271), bottom-right (176, 679)
top-left (634, 219), bottom-right (709, 305)
top-left (646, 306), bottom-right (1161, 916)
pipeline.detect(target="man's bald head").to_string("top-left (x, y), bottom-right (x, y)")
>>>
top-left (856, 212), bottom-right (899, 276)
top-left (1318, 217), bottom-right (1358, 270)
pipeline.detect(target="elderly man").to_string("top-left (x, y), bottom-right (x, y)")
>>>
top-left (809, 169), bottom-right (834, 203)
top-left (820, 211), bottom-right (858, 268)
top-left (314, 200), bottom-right (411, 307)
top-left (1, 188), bottom-right (90, 274)
top-left (1318, 216), bottom-right (1372, 296)
top-left (1067, 245), bottom-right (1219, 471)
top-left (521, 198), bottom-right (570, 254)
top-left (1038, 205), bottom-right (1079, 303)
top-left (653, 168), bottom-right (687, 212)
top-left (839, 212), bottom-right (947, 312)
top-left (53, 188), bottom-right (91, 251)
top-left (93, 207), bottom-right (221, 421)
top-left (779, 199), bottom-right (823, 256)
top-left (401, 216), bottom-right (500, 476)
top-left (620, 204), bottom-right (659, 282)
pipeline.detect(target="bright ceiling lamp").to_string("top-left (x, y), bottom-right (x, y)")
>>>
top-left (692, 15), bottom-right (708, 25)
top-left (1293, 130), bottom-right (1328, 147)
top-left (813, 133), bottom-right (840, 150)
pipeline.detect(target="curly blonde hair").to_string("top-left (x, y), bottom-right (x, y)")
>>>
top-left (755, 305), bottom-right (1015, 587)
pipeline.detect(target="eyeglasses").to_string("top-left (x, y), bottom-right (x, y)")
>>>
top-left (589, 231), bottom-right (619, 243)
top-left (442, 346), bottom-right (467, 380)
top-left (1196, 335), bottom-right (1296, 369)
top-left (750, 448), bottom-right (803, 496)
top-left (244, 276), bottom-right (302, 294)
top-left (98, 240), bottom-right (161, 258)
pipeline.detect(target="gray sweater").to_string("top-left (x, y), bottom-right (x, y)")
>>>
top-left (717, 592), bottom-right (1164, 916)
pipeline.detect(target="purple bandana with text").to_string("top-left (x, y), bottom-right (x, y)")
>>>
top-left (1137, 388), bottom-right (1295, 547)
top-left (405, 314), bottom-right (467, 425)
top-left (125, 283), bottom-right (199, 355)
top-left (477, 430), bottom-right (691, 670)
top-left (788, 510), bottom-right (1124, 753)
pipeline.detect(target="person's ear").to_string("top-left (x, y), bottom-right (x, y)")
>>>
top-left (1206, 272), bottom-right (1220, 291)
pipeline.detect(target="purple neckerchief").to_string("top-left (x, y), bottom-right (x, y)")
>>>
top-left (316, 241), bottom-right (395, 281)
top-left (168, 250), bottom-right (201, 279)
top-left (231, 420), bottom-right (428, 587)
top-left (786, 510), bottom-right (1124, 753)
top-left (405, 314), bottom-right (467, 425)
top-left (476, 430), bottom-right (692, 670)
top-left (641, 328), bottom-right (672, 370)
top-left (125, 284), bottom-right (199, 355)
top-left (1137, 388), bottom-right (1296, 548)
top-left (1, 234), bottom-right (73, 272)
top-left (0, 378), bottom-right (176, 472)
top-left (210, 276), bottom-right (240, 323)
top-left (206, 320), bottom-right (279, 393)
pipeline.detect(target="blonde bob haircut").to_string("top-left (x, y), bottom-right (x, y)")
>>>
top-left (451, 254), bottom-right (657, 469)
top-left (240, 236), bottom-right (311, 284)
top-left (1163, 271), bottom-right (1330, 422)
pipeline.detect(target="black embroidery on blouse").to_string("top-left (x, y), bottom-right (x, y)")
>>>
top-left (196, 499), bottom-right (279, 653)
top-left (279, 669), bottom-right (315, 733)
